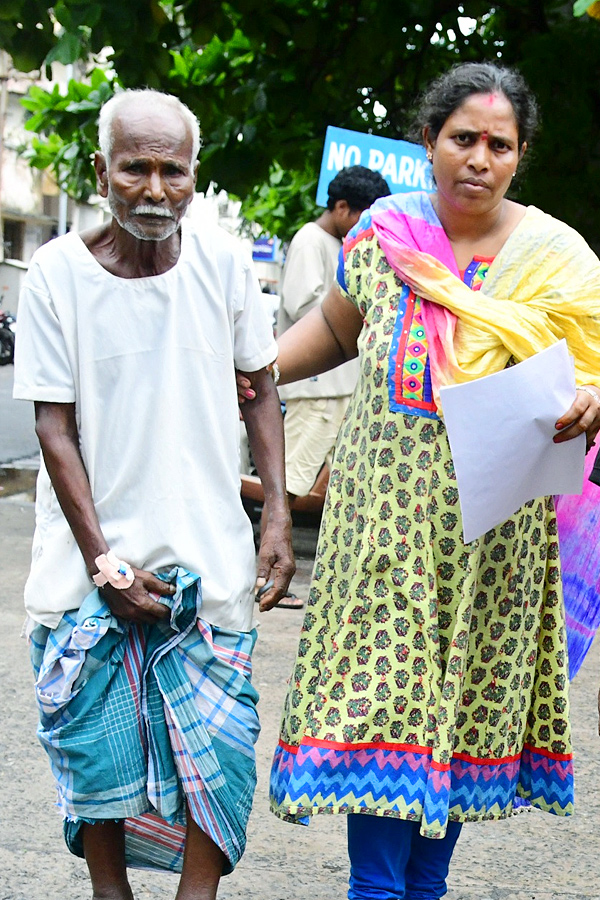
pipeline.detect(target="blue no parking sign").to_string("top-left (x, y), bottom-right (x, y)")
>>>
top-left (316, 126), bottom-right (434, 207)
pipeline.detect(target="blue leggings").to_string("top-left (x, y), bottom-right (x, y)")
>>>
top-left (347, 814), bottom-right (463, 900)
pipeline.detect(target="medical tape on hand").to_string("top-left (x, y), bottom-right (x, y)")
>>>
top-left (92, 550), bottom-right (135, 589)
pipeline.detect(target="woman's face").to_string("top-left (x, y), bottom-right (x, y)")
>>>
top-left (424, 91), bottom-right (526, 217)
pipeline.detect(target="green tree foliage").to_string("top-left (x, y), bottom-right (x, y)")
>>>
top-left (20, 68), bottom-right (113, 201)
top-left (1, 1), bottom-right (599, 245)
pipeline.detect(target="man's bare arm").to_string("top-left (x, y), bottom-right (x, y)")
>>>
top-left (34, 401), bottom-right (173, 622)
top-left (238, 370), bottom-right (295, 611)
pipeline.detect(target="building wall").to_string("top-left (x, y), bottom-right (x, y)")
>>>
top-left (0, 258), bottom-right (26, 313)
top-left (0, 55), bottom-right (106, 275)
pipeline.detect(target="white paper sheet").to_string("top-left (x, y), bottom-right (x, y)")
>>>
top-left (439, 340), bottom-right (585, 543)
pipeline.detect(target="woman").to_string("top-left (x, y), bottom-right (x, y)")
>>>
top-left (246, 62), bottom-right (600, 899)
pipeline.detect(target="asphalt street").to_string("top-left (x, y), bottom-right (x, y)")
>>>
top-left (0, 364), bottom-right (38, 464)
top-left (1, 495), bottom-right (600, 900)
top-left (2, 361), bottom-right (600, 898)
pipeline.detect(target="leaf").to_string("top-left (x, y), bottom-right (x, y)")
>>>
top-left (25, 84), bottom-right (53, 104)
top-left (254, 85), bottom-right (267, 112)
top-left (171, 51), bottom-right (190, 80)
top-left (270, 165), bottom-right (284, 185)
top-left (60, 142), bottom-right (81, 161)
top-left (90, 68), bottom-right (109, 90)
top-left (51, 0), bottom-right (73, 30)
top-left (44, 32), bottom-right (84, 66)
top-left (65, 98), bottom-right (103, 113)
top-left (573, 0), bottom-right (591, 14)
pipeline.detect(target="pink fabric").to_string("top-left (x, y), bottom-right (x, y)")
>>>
top-left (370, 195), bottom-right (458, 397)
top-left (555, 451), bottom-right (600, 678)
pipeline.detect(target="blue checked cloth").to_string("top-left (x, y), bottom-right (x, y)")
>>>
top-left (29, 568), bottom-right (260, 873)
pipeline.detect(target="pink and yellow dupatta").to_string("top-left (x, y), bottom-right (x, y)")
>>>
top-left (369, 192), bottom-right (600, 677)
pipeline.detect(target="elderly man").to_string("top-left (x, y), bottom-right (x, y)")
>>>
top-left (14, 89), bottom-right (294, 900)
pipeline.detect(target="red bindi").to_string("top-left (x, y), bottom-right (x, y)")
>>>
top-left (480, 131), bottom-right (489, 143)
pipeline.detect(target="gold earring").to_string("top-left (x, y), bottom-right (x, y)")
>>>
top-left (427, 151), bottom-right (433, 163)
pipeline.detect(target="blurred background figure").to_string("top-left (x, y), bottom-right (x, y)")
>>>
top-left (277, 166), bottom-right (391, 510)
top-left (258, 167), bottom-right (390, 608)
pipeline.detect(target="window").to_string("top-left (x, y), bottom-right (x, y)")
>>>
top-left (3, 219), bottom-right (25, 261)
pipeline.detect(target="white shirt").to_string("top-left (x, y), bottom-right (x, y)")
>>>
top-left (13, 218), bottom-right (278, 631)
top-left (277, 222), bottom-right (359, 400)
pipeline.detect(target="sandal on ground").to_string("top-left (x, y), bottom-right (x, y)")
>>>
top-left (275, 592), bottom-right (304, 610)
top-left (255, 581), bottom-right (304, 609)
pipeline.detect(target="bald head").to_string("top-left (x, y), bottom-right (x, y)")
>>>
top-left (98, 89), bottom-right (201, 166)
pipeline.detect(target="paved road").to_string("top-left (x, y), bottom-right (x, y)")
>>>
top-left (2, 495), bottom-right (600, 900)
top-left (0, 364), bottom-right (37, 463)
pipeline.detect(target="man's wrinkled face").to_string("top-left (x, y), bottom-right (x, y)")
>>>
top-left (97, 105), bottom-right (197, 242)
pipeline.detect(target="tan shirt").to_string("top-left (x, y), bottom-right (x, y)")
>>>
top-left (277, 222), bottom-right (359, 400)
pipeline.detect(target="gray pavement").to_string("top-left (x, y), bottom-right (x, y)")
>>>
top-left (0, 365), bottom-right (38, 465)
top-left (1, 495), bottom-right (600, 899)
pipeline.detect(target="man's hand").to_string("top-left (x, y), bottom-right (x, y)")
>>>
top-left (254, 517), bottom-right (295, 612)
top-left (239, 366), bottom-right (295, 610)
top-left (99, 567), bottom-right (174, 624)
top-left (554, 386), bottom-right (600, 451)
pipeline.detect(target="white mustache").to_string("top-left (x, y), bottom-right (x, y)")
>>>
top-left (131, 206), bottom-right (174, 219)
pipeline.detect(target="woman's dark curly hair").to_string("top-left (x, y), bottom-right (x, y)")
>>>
top-left (411, 62), bottom-right (539, 149)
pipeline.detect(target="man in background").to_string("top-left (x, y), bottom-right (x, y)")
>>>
top-left (274, 167), bottom-right (390, 606)
top-left (278, 166), bottom-right (390, 503)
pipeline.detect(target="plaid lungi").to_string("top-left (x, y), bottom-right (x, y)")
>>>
top-left (29, 568), bottom-right (259, 874)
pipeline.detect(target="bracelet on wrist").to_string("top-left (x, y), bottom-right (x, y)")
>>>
top-left (267, 360), bottom-right (281, 386)
top-left (92, 551), bottom-right (134, 590)
top-left (578, 386), bottom-right (600, 403)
